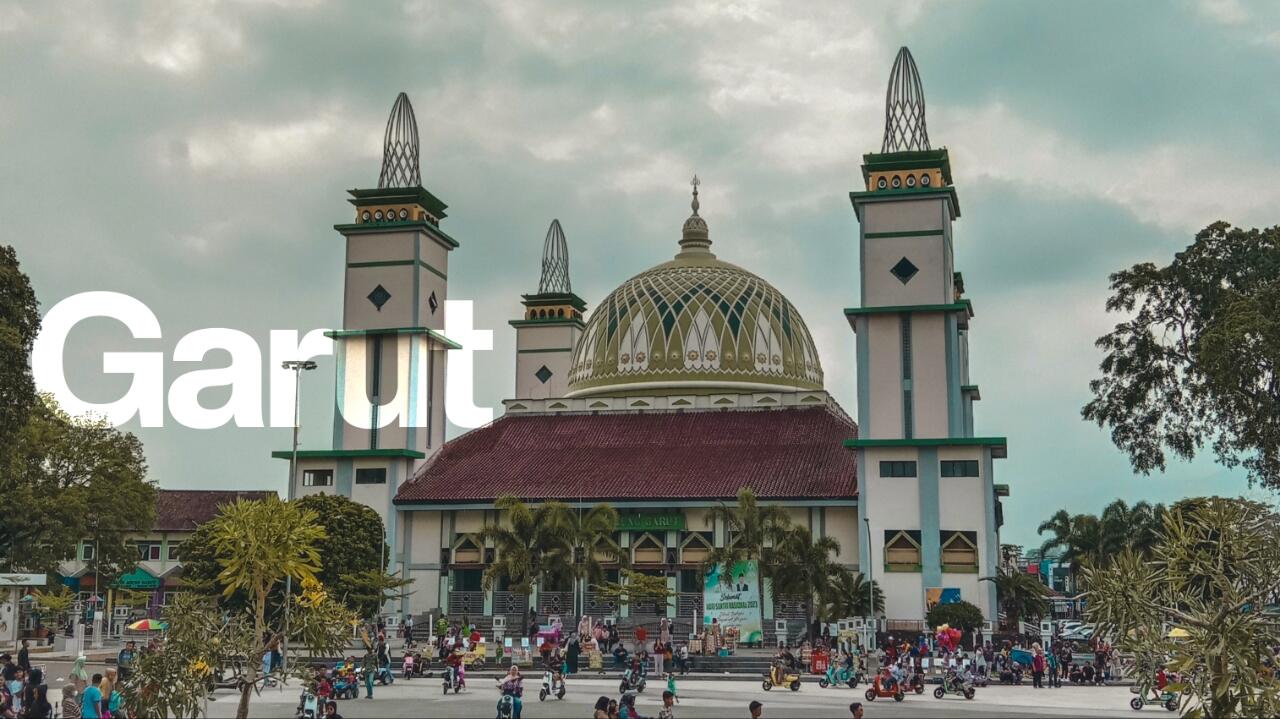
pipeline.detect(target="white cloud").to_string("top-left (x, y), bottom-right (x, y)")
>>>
top-left (50, 2), bottom-right (248, 76)
top-left (175, 107), bottom-right (376, 175)
top-left (1197, 0), bottom-right (1249, 25)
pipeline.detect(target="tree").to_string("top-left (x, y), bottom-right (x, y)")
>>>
top-left (1099, 499), bottom-right (1165, 557)
top-left (2, 395), bottom-right (155, 578)
top-left (591, 570), bottom-right (676, 613)
top-left (554, 503), bottom-right (624, 601)
top-left (1083, 222), bottom-right (1280, 489)
top-left (1085, 497), bottom-right (1280, 717)
top-left (1036, 510), bottom-right (1104, 591)
top-left (123, 584), bottom-right (352, 719)
top-left (295, 494), bottom-right (408, 619)
top-left (476, 495), bottom-right (574, 595)
top-left (208, 496), bottom-right (326, 719)
top-left (981, 570), bottom-right (1050, 630)
top-left (0, 244), bottom-right (39, 449)
top-left (925, 600), bottom-right (985, 634)
top-left (821, 571), bottom-right (884, 619)
top-left (177, 521), bottom-right (253, 612)
top-left (703, 488), bottom-right (792, 602)
top-left (771, 527), bottom-right (845, 637)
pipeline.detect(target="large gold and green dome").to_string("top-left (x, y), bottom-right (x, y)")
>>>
top-left (566, 182), bottom-right (824, 397)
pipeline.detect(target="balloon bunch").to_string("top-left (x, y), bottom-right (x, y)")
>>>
top-left (934, 624), bottom-right (962, 653)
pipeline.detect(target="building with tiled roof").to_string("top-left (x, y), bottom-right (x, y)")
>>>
top-left (57, 489), bottom-right (274, 619)
top-left (279, 50), bottom-right (1008, 633)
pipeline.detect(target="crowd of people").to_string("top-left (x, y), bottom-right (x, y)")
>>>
top-left (1, 642), bottom-right (129, 719)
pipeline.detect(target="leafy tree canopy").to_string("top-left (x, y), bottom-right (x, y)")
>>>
top-left (295, 493), bottom-right (407, 619)
top-left (0, 244), bottom-right (40, 448)
top-left (925, 600), bottom-right (985, 634)
top-left (1083, 222), bottom-right (1280, 488)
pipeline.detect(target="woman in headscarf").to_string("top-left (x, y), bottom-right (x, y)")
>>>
top-left (69, 655), bottom-right (89, 692)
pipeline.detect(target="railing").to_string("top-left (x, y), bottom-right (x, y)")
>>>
top-left (885, 619), bottom-right (926, 633)
top-left (584, 592), bottom-right (619, 616)
top-left (493, 591), bottom-right (529, 619)
top-left (773, 594), bottom-right (810, 621)
top-left (539, 591), bottom-right (573, 618)
top-left (676, 593), bottom-right (702, 623)
top-left (448, 591), bottom-right (484, 616)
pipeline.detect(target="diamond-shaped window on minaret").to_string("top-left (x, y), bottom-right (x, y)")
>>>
top-left (367, 284), bottom-right (392, 311)
top-left (891, 257), bottom-right (919, 285)
top-left (535, 365), bottom-right (553, 384)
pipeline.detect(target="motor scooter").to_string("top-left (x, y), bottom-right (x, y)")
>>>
top-left (539, 669), bottom-right (566, 701)
top-left (863, 673), bottom-right (906, 702)
top-left (496, 678), bottom-right (523, 719)
top-left (619, 665), bottom-right (647, 694)
top-left (907, 669), bottom-right (926, 694)
top-left (294, 690), bottom-right (319, 719)
top-left (933, 671), bottom-right (976, 700)
top-left (442, 663), bottom-right (465, 694)
top-left (1128, 685), bottom-right (1178, 712)
top-left (818, 662), bottom-right (860, 689)
top-left (761, 663), bottom-right (802, 692)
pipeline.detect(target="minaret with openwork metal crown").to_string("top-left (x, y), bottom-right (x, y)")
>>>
top-left (846, 46), bottom-right (1008, 629)
top-left (273, 92), bottom-right (460, 620)
top-left (511, 218), bottom-right (587, 399)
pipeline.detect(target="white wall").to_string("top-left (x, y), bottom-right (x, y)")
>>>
top-left (911, 313), bottom-right (949, 439)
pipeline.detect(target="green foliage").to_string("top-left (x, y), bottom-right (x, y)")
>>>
top-left (0, 244), bottom-right (40, 449)
top-left (1036, 499), bottom-right (1165, 589)
top-left (925, 600), bottom-right (985, 633)
top-left (1083, 222), bottom-right (1280, 488)
top-left (296, 493), bottom-right (402, 619)
top-left (1, 395), bottom-right (155, 578)
top-left (477, 495), bottom-right (621, 596)
top-left (1085, 497), bottom-right (1280, 717)
top-left (702, 488), bottom-right (793, 582)
top-left (592, 569), bottom-right (676, 609)
top-left (981, 570), bottom-right (1050, 629)
top-left (207, 496), bottom-right (327, 719)
top-left (772, 526), bottom-right (846, 628)
top-left (822, 571), bottom-right (884, 619)
top-left (33, 586), bottom-right (74, 615)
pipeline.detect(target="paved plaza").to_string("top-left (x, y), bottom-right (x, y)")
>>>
top-left (174, 677), bottom-right (1141, 718)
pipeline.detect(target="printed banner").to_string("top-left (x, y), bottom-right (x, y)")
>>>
top-left (924, 587), bottom-right (961, 613)
top-left (703, 560), bottom-right (763, 644)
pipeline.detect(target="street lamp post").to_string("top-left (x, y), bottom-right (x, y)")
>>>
top-left (280, 359), bottom-right (317, 675)
top-left (863, 516), bottom-right (873, 647)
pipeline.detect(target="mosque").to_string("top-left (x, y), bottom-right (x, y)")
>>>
top-left (276, 47), bottom-right (1008, 636)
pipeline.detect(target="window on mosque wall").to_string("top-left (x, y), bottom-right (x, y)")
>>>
top-left (678, 569), bottom-right (703, 593)
top-left (167, 542), bottom-right (182, 561)
top-left (303, 469), bottom-right (334, 487)
top-left (81, 543), bottom-right (95, 561)
top-left (883, 530), bottom-right (922, 571)
top-left (632, 533), bottom-right (665, 564)
top-left (679, 531), bottom-right (714, 564)
top-left (136, 542), bottom-right (162, 562)
top-left (941, 531), bottom-right (979, 572)
top-left (453, 568), bottom-right (483, 592)
top-left (355, 467), bottom-right (387, 484)
top-left (940, 460), bottom-right (980, 477)
top-left (593, 532), bottom-right (624, 565)
top-left (880, 460), bottom-right (918, 478)
top-left (453, 535), bottom-right (483, 565)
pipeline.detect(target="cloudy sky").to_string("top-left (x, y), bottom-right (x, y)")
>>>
top-left (5, 0), bottom-right (1279, 546)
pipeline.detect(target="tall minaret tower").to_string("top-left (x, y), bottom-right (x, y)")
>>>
top-left (510, 219), bottom-right (586, 399)
top-left (846, 48), bottom-right (1008, 623)
top-left (275, 93), bottom-right (457, 592)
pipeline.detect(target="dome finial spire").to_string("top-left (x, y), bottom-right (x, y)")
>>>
top-left (881, 46), bottom-right (931, 153)
top-left (679, 174), bottom-right (712, 258)
top-left (378, 92), bottom-right (422, 188)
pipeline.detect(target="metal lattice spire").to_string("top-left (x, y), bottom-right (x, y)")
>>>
top-left (378, 92), bottom-right (422, 188)
top-left (881, 47), bottom-right (931, 153)
top-left (538, 219), bottom-right (572, 294)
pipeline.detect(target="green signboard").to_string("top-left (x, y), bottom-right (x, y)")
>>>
top-left (115, 568), bottom-right (160, 590)
top-left (616, 513), bottom-right (686, 532)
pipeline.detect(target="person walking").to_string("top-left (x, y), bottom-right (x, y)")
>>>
top-left (1047, 648), bottom-right (1061, 688)
top-left (1031, 646), bottom-right (1045, 689)
top-left (17, 640), bottom-right (30, 673)
top-left (361, 649), bottom-right (377, 699)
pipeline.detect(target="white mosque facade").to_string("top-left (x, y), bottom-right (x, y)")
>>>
top-left (277, 47), bottom-right (1008, 636)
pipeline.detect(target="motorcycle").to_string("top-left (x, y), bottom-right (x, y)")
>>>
top-left (818, 663), bottom-right (860, 689)
top-left (539, 670), bottom-right (566, 701)
top-left (294, 691), bottom-right (319, 719)
top-left (933, 671), bottom-right (976, 700)
top-left (619, 666), bottom-right (647, 694)
top-left (863, 674), bottom-right (906, 702)
top-left (442, 663), bottom-right (465, 694)
top-left (402, 655), bottom-right (415, 680)
top-left (761, 663), bottom-right (802, 692)
top-left (1129, 686), bottom-right (1179, 712)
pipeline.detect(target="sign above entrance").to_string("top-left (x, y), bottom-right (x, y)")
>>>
top-left (616, 514), bottom-right (685, 532)
top-left (115, 568), bottom-right (160, 590)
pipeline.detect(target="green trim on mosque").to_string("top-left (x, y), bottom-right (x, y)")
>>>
top-left (849, 186), bottom-right (961, 221)
top-left (516, 347), bottom-right (575, 354)
top-left (844, 302), bottom-right (972, 318)
top-left (271, 449), bottom-right (427, 460)
top-left (883, 564), bottom-right (922, 573)
top-left (860, 149), bottom-right (953, 185)
top-left (521, 292), bottom-right (588, 312)
top-left (347, 186), bottom-right (448, 219)
top-left (324, 326), bottom-right (462, 350)
top-left (334, 220), bottom-right (460, 249)
top-left (347, 259), bottom-right (448, 280)
top-left (844, 436), bottom-right (1007, 448)
top-left (508, 318), bottom-right (586, 329)
top-left (863, 229), bottom-right (945, 239)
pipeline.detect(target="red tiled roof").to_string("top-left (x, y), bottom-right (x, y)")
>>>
top-left (153, 489), bottom-right (277, 532)
top-left (395, 406), bottom-right (857, 504)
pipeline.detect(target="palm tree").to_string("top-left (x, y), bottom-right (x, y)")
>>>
top-left (546, 502), bottom-right (624, 615)
top-left (771, 527), bottom-right (843, 639)
top-left (476, 495), bottom-right (573, 596)
top-left (821, 570), bottom-right (884, 620)
top-left (981, 570), bottom-right (1050, 630)
top-left (703, 488), bottom-right (793, 639)
top-left (1100, 499), bottom-right (1165, 556)
top-left (1037, 510), bottom-right (1104, 591)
